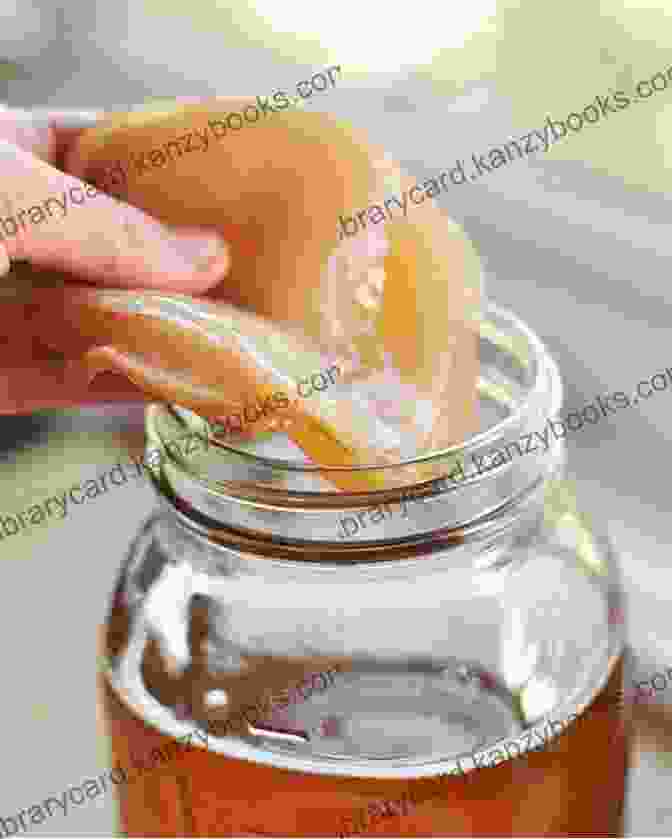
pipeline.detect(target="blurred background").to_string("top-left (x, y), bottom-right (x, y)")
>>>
top-left (1, 0), bottom-right (672, 833)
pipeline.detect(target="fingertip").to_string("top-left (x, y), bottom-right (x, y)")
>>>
top-left (169, 232), bottom-right (231, 295)
top-left (171, 228), bottom-right (230, 274)
top-left (84, 370), bottom-right (149, 403)
top-left (0, 363), bottom-right (149, 413)
top-left (111, 215), bottom-right (231, 293)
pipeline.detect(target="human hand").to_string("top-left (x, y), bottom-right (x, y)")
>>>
top-left (0, 105), bottom-right (230, 413)
top-left (5, 95), bottom-right (481, 484)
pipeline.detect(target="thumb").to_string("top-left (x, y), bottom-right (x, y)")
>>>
top-left (0, 139), bottom-right (229, 293)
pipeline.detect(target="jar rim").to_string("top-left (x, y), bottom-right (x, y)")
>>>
top-left (144, 300), bottom-right (565, 544)
top-left (160, 301), bottom-right (557, 475)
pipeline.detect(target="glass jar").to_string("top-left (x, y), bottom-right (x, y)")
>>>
top-left (100, 300), bottom-right (630, 837)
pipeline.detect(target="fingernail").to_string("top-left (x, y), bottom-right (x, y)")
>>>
top-left (172, 233), bottom-right (230, 274)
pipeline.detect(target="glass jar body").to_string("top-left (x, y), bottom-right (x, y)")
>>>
top-left (100, 472), bottom-right (630, 836)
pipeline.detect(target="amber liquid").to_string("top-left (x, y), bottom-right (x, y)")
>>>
top-left (100, 656), bottom-right (630, 837)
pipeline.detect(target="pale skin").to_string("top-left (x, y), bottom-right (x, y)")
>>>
top-left (0, 104), bottom-right (230, 413)
top-left (0, 99), bottom-right (375, 414)
top-left (1, 97), bottom-right (480, 474)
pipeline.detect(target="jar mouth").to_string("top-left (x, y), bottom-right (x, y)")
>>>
top-left (145, 301), bottom-right (564, 543)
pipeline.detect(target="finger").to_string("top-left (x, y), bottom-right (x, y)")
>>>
top-left (0, 106), bottom-right (100, 166)
top-left (0, 362), bottom-right (149, 413)
top-left (0, 139), bottom-right (230, 293)
top-left (0, 324), bottom-right (148, 412)
top-left (37, 109), bottom-right (102, 168)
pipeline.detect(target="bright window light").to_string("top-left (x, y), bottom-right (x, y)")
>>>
top-left (250, 0), bottom-right (497, 73)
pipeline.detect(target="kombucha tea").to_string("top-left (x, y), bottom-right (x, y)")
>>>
top-left (100, 656), bottom-right (629, 837)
